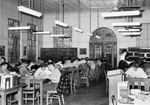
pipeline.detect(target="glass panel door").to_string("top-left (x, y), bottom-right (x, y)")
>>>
top-left (95, 44), bottom-right (102, 59)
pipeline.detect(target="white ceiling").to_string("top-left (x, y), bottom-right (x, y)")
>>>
top-left (19, 0), bottom-right (150, 13)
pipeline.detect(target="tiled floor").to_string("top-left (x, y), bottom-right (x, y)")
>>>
top-left (14, 79), bottom-right (109, 105)
top-left (65, 79), bottom-right (109, 105)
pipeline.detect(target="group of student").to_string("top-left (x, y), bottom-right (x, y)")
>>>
top-left (118, 49), bottom-right (150, 78)
top-left (0, 56), bottom-right (103, 85)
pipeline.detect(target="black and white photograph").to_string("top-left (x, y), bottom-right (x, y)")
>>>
top-left (1, 0), bottom-right (150, 105)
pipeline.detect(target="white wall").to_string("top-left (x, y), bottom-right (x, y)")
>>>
top-left (0, 0), bottom-right (41, 60)
top-left (43, 7), bottom-right (150, 62)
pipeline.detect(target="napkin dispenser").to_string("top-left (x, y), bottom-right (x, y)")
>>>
top-left (117, 81), bottom-right (130, 100)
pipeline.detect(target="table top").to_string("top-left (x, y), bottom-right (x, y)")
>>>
top-left (0, 84), bottom-right (26, 92)
top-left (118, 92), bottom-right (150, 105)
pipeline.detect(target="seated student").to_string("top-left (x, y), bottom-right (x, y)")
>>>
top-left (0, 57), bottom-right (6, 64)
top-left (0, 62), bottom-right (10, 74)
top-left (34, 63), bottom-right (51, 79)
top-left (35, 57), bottom-right (44, 66)
top-left (19, 60), bottom-right (30, 75)
top-left (47, 62), bottom-right (61, 83)
top-left (63, 57), bottom-right (76, 68)
top-left (125, 61), bottom-right (148, 78)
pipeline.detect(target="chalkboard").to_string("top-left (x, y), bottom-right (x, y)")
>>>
top-left (41, 48), bottom-right (77, 62)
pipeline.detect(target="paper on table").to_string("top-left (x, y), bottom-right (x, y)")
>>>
top-left (134, 98), bottom-right (150, 105)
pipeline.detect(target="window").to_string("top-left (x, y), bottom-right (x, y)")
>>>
top-left (8, 18), bottom-right (20, 63)
top-left (53, 26), bottom-right (72, 48)
top-left (27, 23), bottom-right (36, 61)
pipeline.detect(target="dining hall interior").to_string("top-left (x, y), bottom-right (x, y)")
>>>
top-left (1, 0), bottom-right (150, 105)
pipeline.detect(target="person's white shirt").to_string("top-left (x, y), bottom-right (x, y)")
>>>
top-left (125, 67), bottom-right (148, 78)
top-left (50, 68), bottom-right (61, 83)
top-left (88, 60), bottom-right (95, 70)
top-left (34, 67), bottom-right (51, 79)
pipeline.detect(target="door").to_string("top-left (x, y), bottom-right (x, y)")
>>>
top-left (89, 27), bottom-right (117, 70)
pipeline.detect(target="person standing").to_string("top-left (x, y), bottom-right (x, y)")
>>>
top-left (118, 49), bottom-right (132, 72)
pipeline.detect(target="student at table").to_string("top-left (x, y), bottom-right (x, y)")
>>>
top-left (35, 57), bottom-right (44, 66)
top-left (34, 63), bottom-right (51, 79)
top-left (125, 61), bottom-right (148, 78)
top-left (47, 62), bottom-right (61, 83)
top-left (43, 62), bottom-right (61, 92)
top-left (63, 57), bottom-right (75, 68)
top-left (19, 60), bottom-right (30, 75)
top-left (0, 56), bottom-right (6, 65)
top-left (0, 62), bottom-right (10, 74)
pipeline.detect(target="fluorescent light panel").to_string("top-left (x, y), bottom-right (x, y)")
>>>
top-left (121, 32), bottom-right (141, 35)
top-left (112, 22), bottom-right (141, 27)
top-left (18, 6), bottom-right (42, 17)
top-left (87, 33), bottom-right (93, 36)
top-left (101, 10), bottom-right (140, 18)
top-left (32, 31), bottom-right (51, 35)
top-left (50, 34), bottom-right (65, 37)
top-left (55, 20), bottom-right (68, 27)
top-left (74, 27), bottom-right (83, 33)
top-left (95, 35), bottom-right (101, 39)
top-left (124, 35), bottom-right (141, 37)
top-left (9, 26), bottom-right (31, 30)
top-left (117, 29), bottom-right (141, 32)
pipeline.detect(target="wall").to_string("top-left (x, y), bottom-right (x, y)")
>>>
top-left (43, 9), bottom-right (150, 62)
top-left (0, 0), bottom-right (41, 61)
top-left (0, 0), bottom-right (1, 44)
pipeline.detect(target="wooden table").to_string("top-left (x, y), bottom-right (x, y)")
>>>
top-left (0, 84), bottom-right (26, 105)
top-left (32, 79), bottom-right (45, 105)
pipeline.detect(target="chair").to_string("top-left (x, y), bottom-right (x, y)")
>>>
top-left (46, 83), bottom-right (65, 105)
top-left (69, 68), bottom-right (78, 93)
top-left (111, 95), bottom-right (117, 105)
top-left (104, 69), bottom-right (109, 94)
top-left (80, 65), bottom-right (90, 87)
top-left (125, 77), bottom-right (140, 89)
top-left (139, 78), bottom-right (150, 91)
top-left (21, 75), bottom-right (39, 105)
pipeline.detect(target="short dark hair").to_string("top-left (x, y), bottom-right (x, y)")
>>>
top-left (121, 49), bottom-right (127, 54)
top-left (1, 62), bottom-right (9, 66)
top-left (1, 57), bottom-right (6, 62)
top-left (47, 62), bottom-right (54, 66)
top-left (132, 61), bottom-right (139, 68)
top-left (37, 57), bottom-right (42, 60)
top-left (39, 63), bottom-right (46, 67)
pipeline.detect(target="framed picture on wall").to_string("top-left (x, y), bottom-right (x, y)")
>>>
top-left (0, 46), bottom-right (5, 56)
top-left (80, 48), bottom-right (86, 55)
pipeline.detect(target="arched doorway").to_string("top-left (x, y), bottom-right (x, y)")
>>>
top-left (89, 27), bottom-right (117, 70)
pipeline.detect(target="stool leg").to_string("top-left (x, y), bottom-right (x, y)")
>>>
top-left (61, 94), bottom-right (65, 105)
top-left (58, 96), bottom-right (61, 105)
top-left (46, 92), bottom-right (49, 105)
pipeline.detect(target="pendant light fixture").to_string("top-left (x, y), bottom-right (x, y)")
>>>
top-left (55, 20), bottom-right (68, 28)
top-left (117, 29), bottom-right (141, 32)
top-left (31, 0), bottom-right (51, 35)
top-left (95, 35), bottom-right (101, 39)
top-left (8, 26), bottom-right (31, 30)
top-left (32, 31), bottom-right (51, 35)
top-left (74, 0), bottom-right (83, 33)
top-left (101, 10), bottom-right (140, 18)
top-left (87, 0), bottom-right (93, 36)
top-left (112, 22), bottom-right (141, 27)
top-left (18, 6), bottom-right (42, 17)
